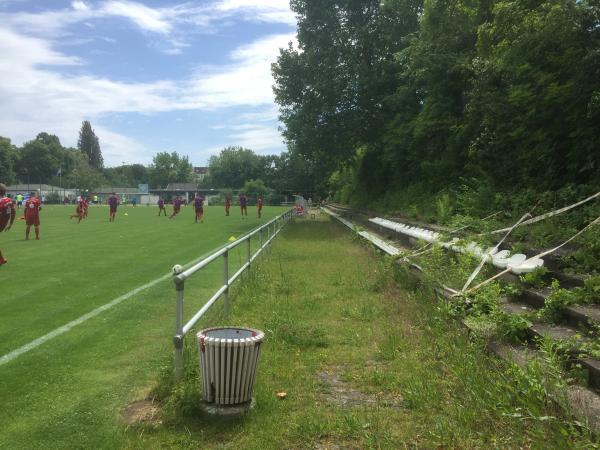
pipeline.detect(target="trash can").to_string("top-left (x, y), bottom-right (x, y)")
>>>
top-left (197, 327), bottom-right (264, 406)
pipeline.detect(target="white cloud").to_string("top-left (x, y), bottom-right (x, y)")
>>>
top-left (214, 0), bottom-right (296, 25)
top-left (100, 1), bottom-right (171, 34)
top-left (71, 1), bottom-right (90, 12)
top-left (0, 1), bottom-right (294, 41)
top-left (187, 33), bottom-right (296, 108)
top-left (95, 126), bottom-right (152, 164)
top-left (228, 123), bottom-right (284, 153)
top-left (0, 2), bottom-right (295, 165)
top-left (0, 1), bottom-right (172, 36)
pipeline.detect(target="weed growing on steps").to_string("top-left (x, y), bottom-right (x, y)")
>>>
top-left (521, 266), bottom-right (550, 289)
top-left (494, 311), bottom-right (533, 343)
top-left (538, 281), bottom-right (577, 322)
top-left (501, 281), bottom-right (523, 299)
top-left (537, 276), bottom-right (600, 323)
top-left (435, 192), bottom-right (453, 224)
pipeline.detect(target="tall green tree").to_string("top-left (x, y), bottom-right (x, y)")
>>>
top-left (149, 152), bottom-right (192, 188)
top-left (0, 137), bottom-right (18, 185)
top-left (272, 0), bottom-right (422, 174)
top-left (17, 133), bottom-right (64, 184)
top-left (103, 164), bottom-right (149, 187)
top-left (62, 152), bottom-right (107, 191)
top-left (207, 147), bottom-right (268, 188)
top-left (78, 121), bottom-right (103, 169)
top-left (467, 0), bottom-right (600, 187)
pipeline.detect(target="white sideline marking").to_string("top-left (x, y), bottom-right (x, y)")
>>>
top-left (0, 245), bottom-right (227, 367)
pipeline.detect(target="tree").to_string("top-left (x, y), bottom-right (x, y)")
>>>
top-left (78, 121), bottom-right (103, 169)
top-left (242, 179), bottom-right (268, 197)
top-left (17, 133), bottom-right (64, 184)
top-left (207, 147), bottom-right (268, 188)
top-left (272, 0), bottom-right (422, 174)
top-left (103, 164), bottom-right (149, 187)
top-left (467, 0), bottom-right (600, 188)
top-left (61, 152), bottom-right (106, 191)
top-left (149, 152), bottom-right (193, 188)
top-left (0, 137), bottom-right (18, 185)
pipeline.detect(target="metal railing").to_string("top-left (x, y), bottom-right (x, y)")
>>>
top-left (171, 209), bottom-right (294, 378)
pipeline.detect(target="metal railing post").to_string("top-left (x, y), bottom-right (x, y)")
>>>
top-left (223, 250), bottom-right (229, 316)
top-left (246, 236), bottom-right (251, 265)
top-left (259, 228), bottom-right (263, 248)
top-left (174, 278), bottom-right (185, 379)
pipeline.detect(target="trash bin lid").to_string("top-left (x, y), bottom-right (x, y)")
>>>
top-left (198, 327), bottom-right (263, 342)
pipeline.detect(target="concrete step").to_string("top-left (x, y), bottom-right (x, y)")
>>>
top-left (564, 304), bottom-right (600, 332)
top-left (528, 321), bottom-right (583, 342)
top-left (577, 358), bottom-right (600, 390)
top-left (500, 299), bottom-right (537, 316)
top-left (488, 341), bottom-right (600, 432)
top-left (519, 287), bottom-right (549, 309)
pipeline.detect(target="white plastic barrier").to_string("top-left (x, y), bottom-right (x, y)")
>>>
top-left (369, 217), bottom-right (543, 274)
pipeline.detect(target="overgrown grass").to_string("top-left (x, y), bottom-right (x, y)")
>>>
top-left (130, 217), bottom-right (597, 448)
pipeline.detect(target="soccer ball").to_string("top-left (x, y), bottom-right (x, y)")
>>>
top-left (172, 264), bottom-right (184, 275)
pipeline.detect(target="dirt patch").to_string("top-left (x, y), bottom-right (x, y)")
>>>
top-left (120, 398), bottom-right (161, 425)
top-left (314, 441), bottom-right (362, 450)
top-left (318, 365), bottom-right (403, 409)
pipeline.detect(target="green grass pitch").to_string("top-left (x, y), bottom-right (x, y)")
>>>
top-left (0, 203), bottom-right (287, 450)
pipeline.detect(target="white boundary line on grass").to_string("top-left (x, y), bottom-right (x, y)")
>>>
top-left (0, 244), bottom-right (228, 367)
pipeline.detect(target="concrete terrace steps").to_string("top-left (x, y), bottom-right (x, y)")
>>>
top-left (329, 203), bottom-right (589, 284)
top-left (324, 203), bottom-right (600, 425)
top-left (504, 282), bottom-right (600, 332)
top-left (486, 340), bottom-right (600, 431)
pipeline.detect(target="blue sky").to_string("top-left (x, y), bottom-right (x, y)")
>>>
top-left (0, 0), bottom-right (297, 166)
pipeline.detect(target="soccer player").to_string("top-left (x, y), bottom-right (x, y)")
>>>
top-left (257, 193), bottom-right (263, 218)
top-left (0, 183), bottom-right (16, 265)
top-left (16, 192), bottom-right (23, 209)
top-left (24, 191), bottom-right (42, 240)
top-left (158, 197), bottom-right (166, 216)
top-left (170, 196), bottom-right (182, 219)
top-left (70, 196), bottom-right (86, 223)
top-left (108, 192), bottom-right (119, 222)
top-left (224, 194), bottom-right (231, 216)
top-left (193, 194), bottom-right (204, 223)
top-left (83, 196), bottom-right (89, 218)
top-left (239, 192), bottom-right (248, 217)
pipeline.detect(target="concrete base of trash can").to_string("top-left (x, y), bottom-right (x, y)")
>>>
top-left (199, 397), bottom-right (255, 417)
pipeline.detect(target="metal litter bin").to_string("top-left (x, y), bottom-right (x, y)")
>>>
top-left (197, 327), bottom-right (264, 406)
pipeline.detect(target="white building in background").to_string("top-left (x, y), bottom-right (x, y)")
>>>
top-left (6, 184), bottom-right (78, 200)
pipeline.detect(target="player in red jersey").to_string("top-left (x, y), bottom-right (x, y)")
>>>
top-left (193, 194), bottom-right (204, 223)
top-left (108, 193), bottom-right (119, 222)
top-left (0, 183), bottom-right (16, 265)
top-left (239, 192), bottom-right (248, 217)
top-left (169, 196), bottom-right (182, 219)
top-left (224, 194), bottom-right (231, 216)
top-left (70, 196), bottom-right (86, 223)
top-left (24, 191), bottom-right (42, 240)
top-left (257, 193), bottom-right (263, 218)
top-left (83, 197), bottom-right (89, 218)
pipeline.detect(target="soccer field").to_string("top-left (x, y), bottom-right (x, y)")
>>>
top-left (0, 203), bottom-right (287, 449)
